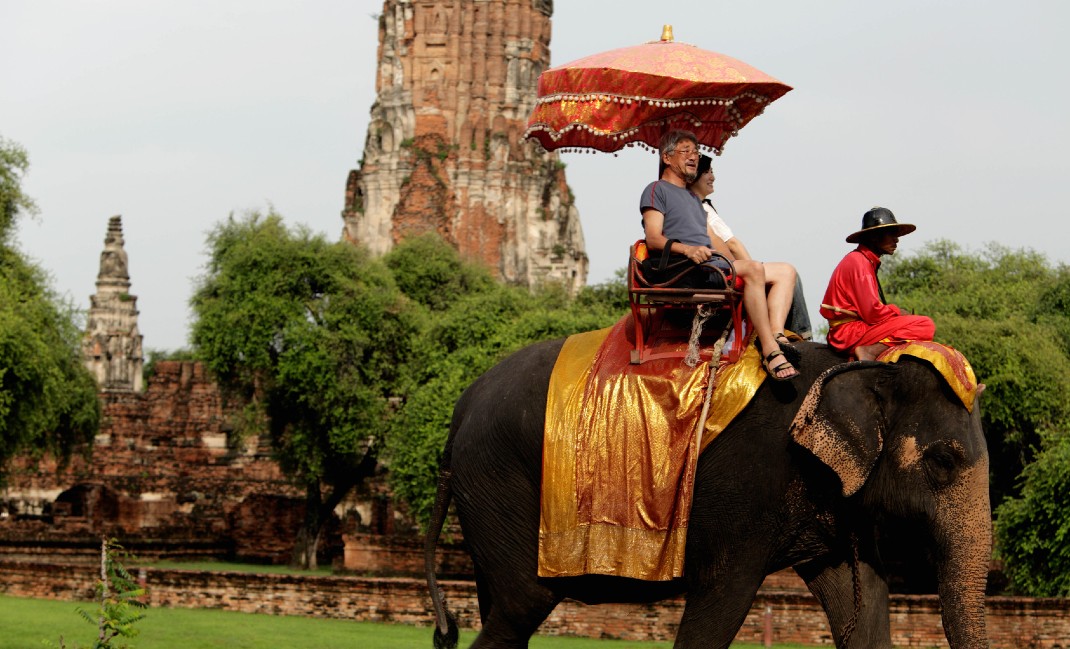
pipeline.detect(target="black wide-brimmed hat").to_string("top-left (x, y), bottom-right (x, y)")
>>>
top-left (845, 206), bottom-right (917, 243)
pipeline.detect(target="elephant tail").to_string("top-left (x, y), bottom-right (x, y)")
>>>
top-left (425, 461), bottom-right (458, 649)
top-left (432, 607), bottom-right (459, 649)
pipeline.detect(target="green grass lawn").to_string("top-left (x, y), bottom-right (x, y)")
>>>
top-left (0, 594), bottom-right (810, 648)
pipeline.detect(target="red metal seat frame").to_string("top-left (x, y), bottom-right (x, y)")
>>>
top-left (627, 240), bottom-right (745, 365)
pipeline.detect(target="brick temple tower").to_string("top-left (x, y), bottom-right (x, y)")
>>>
top-left (343, 0), bottom-right (588, 292)
top-left (83, 215), bottom-right (144, 392)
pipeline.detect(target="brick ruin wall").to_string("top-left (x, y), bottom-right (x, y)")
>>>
top-left (0, 360), bottom-right (374, 564)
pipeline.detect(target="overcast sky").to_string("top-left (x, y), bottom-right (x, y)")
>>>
top-left (3, 1), bottom-right (1068, 351)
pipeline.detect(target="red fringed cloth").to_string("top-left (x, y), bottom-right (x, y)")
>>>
top-left (539, 316), bottom-right (766, 580)
top-left (877, 341), bottom-right (979, 411)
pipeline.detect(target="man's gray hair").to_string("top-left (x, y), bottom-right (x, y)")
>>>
top-left (659, 129), bottom-right (698, 157)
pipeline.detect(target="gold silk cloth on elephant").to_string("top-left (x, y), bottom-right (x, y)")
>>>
top-left (539, 317), bottom-right (766, 581)
top-left (877, 341), bottom-right (979, 411)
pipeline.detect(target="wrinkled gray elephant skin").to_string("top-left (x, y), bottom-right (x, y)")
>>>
top-left (425, 339), bottom-right (991, 648)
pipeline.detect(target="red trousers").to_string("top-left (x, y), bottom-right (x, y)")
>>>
top-left (827, 315), bottom-right (935, 353)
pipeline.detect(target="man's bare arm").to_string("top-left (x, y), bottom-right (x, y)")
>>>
top-left (643, 209), bottom-right (714, 263)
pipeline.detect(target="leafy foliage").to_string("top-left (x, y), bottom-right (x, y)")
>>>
top-left (382, 232), bottom-right (495, 311)
top-left (0, 136), bottom-right (38, 242)
top-left (56, 538), bottom-right (146, 649)
top-left (189, 211), bottom-right (421, 566)
top-left (576, 268), bottom-right (630, 314)
top-left (883, 240), bottom-right (1070, 595)
top-left (381, 236), bottom-right (626, 526)
top-left (994, 431), bottom-right (1070, 596)
top-left (0, 137), bottom-right (100, 478)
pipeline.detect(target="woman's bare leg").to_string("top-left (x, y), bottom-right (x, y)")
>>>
top-left (735, 260), bottom-right (797, 379)
top-left (762, 262), bottom-right (797, 335)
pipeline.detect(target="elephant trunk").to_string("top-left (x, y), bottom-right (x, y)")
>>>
top-left (934, 458), bottom-right (991, 648)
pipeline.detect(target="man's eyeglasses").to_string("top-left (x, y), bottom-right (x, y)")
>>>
top-left (674, 147), bottom-right (698, 157)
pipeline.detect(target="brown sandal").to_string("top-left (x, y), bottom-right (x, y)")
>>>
top-left (763, 350), bottom-right (799, 381)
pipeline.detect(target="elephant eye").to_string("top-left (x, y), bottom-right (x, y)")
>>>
top-left (922, 441), bottom-right (964, 488)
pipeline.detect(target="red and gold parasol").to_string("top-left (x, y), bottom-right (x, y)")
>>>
top-left (525, 26), bottom-right (791, 155)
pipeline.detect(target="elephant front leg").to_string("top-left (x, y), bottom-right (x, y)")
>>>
top-left (674, 559), bottom-right (766, 649)
top-left (795, 555), bottom-right (892, 648)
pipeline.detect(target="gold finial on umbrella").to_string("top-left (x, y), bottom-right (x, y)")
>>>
top-left (660, 24), bottom-right (674, 42)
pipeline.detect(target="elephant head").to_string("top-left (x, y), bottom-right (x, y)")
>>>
top-left (791, 358), bottom-right (990, 649)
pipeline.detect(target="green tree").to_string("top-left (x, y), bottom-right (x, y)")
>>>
top-left (190, 212), bottom-right (420, 568)
top-left (994, 430), bottom-right (1070, 596)
top-left (0, 137), bottom-right (100, 477)
top-left (0, 137), bottom-right (38, 242)
top-left (883, 240), bottom-right (1070, 595)
top-left (381, 236), bottom-right (626, 526)
top-left (382, 232), bottom-right (495, 312)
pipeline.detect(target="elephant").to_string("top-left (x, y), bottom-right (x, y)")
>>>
top-left (424, 338), bottom-right (991, 648)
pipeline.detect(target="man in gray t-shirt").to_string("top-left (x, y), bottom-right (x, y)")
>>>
top-left (639, 131), bottom-right (733, 278)
top-left (639, 179), bottom-right (711, 249)
top-left (638, 129), bottom-right (800, 380)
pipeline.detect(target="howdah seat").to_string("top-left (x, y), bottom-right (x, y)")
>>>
top-left (627, 240), bottom-right (745, 365)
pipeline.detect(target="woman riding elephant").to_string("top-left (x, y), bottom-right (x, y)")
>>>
top-left (425, 340), bottom-right (990, 648)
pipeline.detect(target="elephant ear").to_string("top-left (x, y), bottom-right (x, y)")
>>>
top-left (791, 361), bottom-right (897, 497)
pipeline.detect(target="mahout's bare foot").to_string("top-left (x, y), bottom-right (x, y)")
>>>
top-left (853, 343), bottom-right (887, 361)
